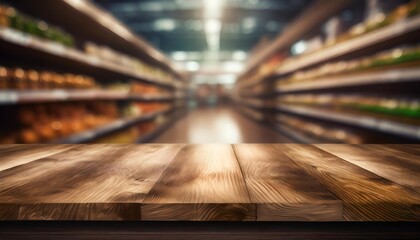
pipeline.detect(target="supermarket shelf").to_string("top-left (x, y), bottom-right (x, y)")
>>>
top-left (0, 27), bottom-right (177, 89)
top-left (241, 100), bottom-right (269, 111)
top-left (277, 105), bottom-right (420, 140)
top-left (240, 15), bottom-right (420, 90)
top-left (238, 0), bottom-right (350, 81)
top-left (53, 108), bottom-right (171, 144)
top-left (274, 15), bottom-right (420, 78)
top-left (0, 90), bottom-right (178, 105)
top-left (276, 67), bottom-right (420, 94)
top-left (275, 124), bottom-right (314, 143)
top-left (136, 108), bottom-right (187, 143)
top-left (10, 0), bottom-right (182, 79)
top-left (237, 105), bottom-right (265, 122)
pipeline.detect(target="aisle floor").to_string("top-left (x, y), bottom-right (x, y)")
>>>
top-left (153, 106), bottom-right (290, 143)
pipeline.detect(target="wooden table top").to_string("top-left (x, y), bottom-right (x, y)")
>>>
top-left (0, 144), bottom-right (419, 221)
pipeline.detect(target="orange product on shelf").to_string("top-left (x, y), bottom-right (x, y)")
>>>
top-left (0, 66), bottom-right (97, 90)
top-left (2, 101), bottom-right (119, 143)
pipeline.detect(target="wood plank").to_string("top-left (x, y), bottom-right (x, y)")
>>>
top-left (141, 144), bottom-right (254, 221)
top-left (316, 144), bottom-right (420, 193)
top-left (278, 144), bottom-right (420, 221)
top-left (233, 144), bottom-right (343, 221)
top-left (0, 144), bottom-right (184, 220)
top-left (383, 144), bottom-right (420, 156)
top-left (0, 145), bottom-right (75, 171)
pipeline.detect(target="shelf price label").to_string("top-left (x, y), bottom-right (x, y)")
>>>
top-left (0, 91), bottom-right (18, 104)
top-left (0, 28), bottom-right (31, 46)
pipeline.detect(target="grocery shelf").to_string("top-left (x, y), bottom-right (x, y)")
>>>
top-left (0, 27), bottom-right (178, 89)
top-left (240, 15), bottom-right (420, 90)
top-left (237, 105), bottom-right (265, 122)
top-left (0, 90), bottom-right (178, 105)
top-left (276, 67), bottom-right (420, 94)
top-left (136, 108), bottom-right (187, 143)
top-left (277, 105), bottom-right (420, 140)
top-left (274, 15), bottom-right (420, 78)
top-left (237, 0), bottom-right (350, 82)
top-left (53, 108), bottom-right (171, 143)
top-left (9, 0), bottom-right (182, 79)
top-left (275, 124), bottom-right (315, 143)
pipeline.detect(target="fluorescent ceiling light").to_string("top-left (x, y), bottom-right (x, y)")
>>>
top-left (205, 19), bottom-right (221, 50)
top-left (172, 51), bottom-right (188, 61)
top-left (232, 51), bottom-right (247, 61)
top-left (204, 0), bottom-right (224, 19)
top-left (203, 0), bottom-right (223, 51)
top-left (223, 61), bottom-right (244, 73)
top-left (153, 19), bottom-right (176, 31)
top-left (185, 61), bottom-right (200, 72)
top-left (205, 19), bottom-right (222, 33)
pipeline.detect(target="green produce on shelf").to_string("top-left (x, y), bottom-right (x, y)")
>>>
top-left (279, 94), bottom-right (420, 119)
top-left (278, 45), bottom-right (420, 87)
top-left (0, 4), bottom-right (74, 47)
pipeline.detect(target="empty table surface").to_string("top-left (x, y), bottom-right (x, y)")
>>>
top-left (0, 144), bottom-right (419, 221)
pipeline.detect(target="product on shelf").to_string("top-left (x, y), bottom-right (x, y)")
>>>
top-left (339, 0), bottom-right (420, 43)
top-left (93, 115), bottom-right (166, 144)
top-left (105, 81), bottom-right (172, 97)
top-left (278, 45), bottom-right (420, 87)
top-left (84, 42), bottom-right (176, 83)
top-left (0, 4), bottom-right (74, 46)
top-left (278, 94), bottom-right (420, 118)
top-left (0, 66), bottom-right (97, 90)
top-left (131, 82), bottom-right (171, 97)
top-left (277, 114), bottom-right (363, 144)
top-left (0, 101), bottom-right (119, 143)
top-left (93, 126), bottom-right (139, 144)
top-left (121, 102), bottom-right (170, 118)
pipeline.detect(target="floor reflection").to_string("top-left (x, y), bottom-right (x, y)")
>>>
top-left (153, 106), bottom-right (290, 143)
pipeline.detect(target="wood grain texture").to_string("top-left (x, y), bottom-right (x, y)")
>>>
top-left (233, 144), bottom-right (343, 221)
top-left (278, 144), bottom-right (420, 221)
top-left (142, 144), bottom-right (255, 221)
top-left (0, 144), bottom-right (184, 220)
top-left (316, 144), bottom-right (420, 193)
top-left (0, 144), bottom-right (419, 222)
top-left (0, 145), bottom-right (75, 171)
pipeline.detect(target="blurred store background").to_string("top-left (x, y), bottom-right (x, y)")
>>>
top-left (0, 0), bottom-right (419, 144)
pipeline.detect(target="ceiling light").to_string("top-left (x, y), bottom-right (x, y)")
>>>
top-left (232, 51), bottom-right (247, 61)
top-left (153, 19), bottom-right (176, 31)
top-left (172, 51), bottom-right (188, 61)
top-left (205, 19), bottom-right (222, 33)
top-left (223, 61), bottom-right (244, 72)
top-left (204, 0), bottom-right (224, 19)
top-left (185, 61), bottom-right (200, 72)
top-left (205, 19), bottom-right (222, 50)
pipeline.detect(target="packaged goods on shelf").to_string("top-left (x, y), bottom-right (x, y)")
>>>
top-left (276, 114), bottom-right (363, 144)
top-left (121, 102), bottom-right (170, 118)
top-left (277, 45), bottom-right (420, 87)
top-left (105, 81), bottom-right (172, 96)
top-left (0, 101), bottom-right (119, 143)
top-left (335, 0), bottom-right (420, 45)
top-left (0, 4), bottom-right (74, 46)
top-left (278, 94), bottom-right (420, 118)
top-left (84, 42), bottom-right (176, 83)
top-left (131, 82), bottom-right (172, 97)
top-left (93, 116), bottom-right (163, 144)
top-left (93, 126), bottom-right (139, 144)
top-left (0, 66), bottom-right (97, 90)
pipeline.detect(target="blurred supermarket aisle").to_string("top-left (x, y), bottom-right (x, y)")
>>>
top-left (153, 106), bottom-right (290, 143)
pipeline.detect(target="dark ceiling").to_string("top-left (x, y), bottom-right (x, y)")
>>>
top-left (92, 0), bottom-right (313, 55)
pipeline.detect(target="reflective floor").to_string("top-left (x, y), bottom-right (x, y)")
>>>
top-left (153, 106), bottom-right (290, 143)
